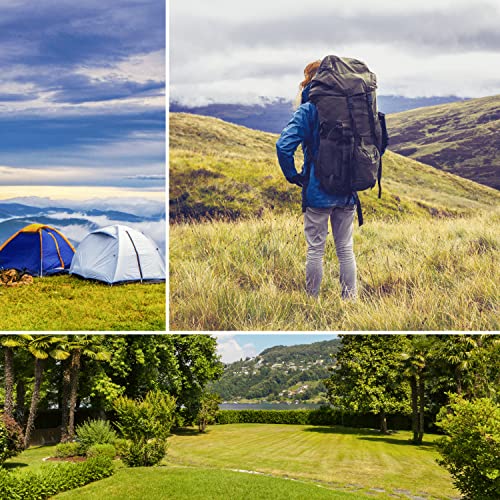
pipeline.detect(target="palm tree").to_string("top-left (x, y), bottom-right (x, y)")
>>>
top-left (401, 335), bottom-right (431, 445)
top-left (23, 335), bottom-right (69, 448)
top-left (1, 335), bottom-right (25, 418)
top-left (60, 335), bottom-right (111, 441)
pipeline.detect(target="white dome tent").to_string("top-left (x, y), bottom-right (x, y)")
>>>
top-left (70, 225), bottom-right (165, 284)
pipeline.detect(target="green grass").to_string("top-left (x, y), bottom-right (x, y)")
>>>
top-left (53, 467), bottom-right (377, 500)
top-left (3, 445), bottom-right (56, 471)
top-left (170, 211), bottom-right (499, 330)
top-left (166, 425), bottom-right (459, 500)
top-left (0, 275), bottom-right (165, 330)
top-left (6, 425), bottom-right (459, 500)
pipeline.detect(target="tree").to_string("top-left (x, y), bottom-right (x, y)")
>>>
top-left (22, 335), bottom-right (69, 448)
top-left (196, 392), bottom-right (221, 432)
top-left (436, 395), bottom-right (500, 499)
top-left (59, 335), bottom-right (111, 442)
top-left (325, 335), bottom-right (410, 433)
top-left (0, 336), bottom-right (24, 419)
top-left (83, 335), bottom-right (223, 424)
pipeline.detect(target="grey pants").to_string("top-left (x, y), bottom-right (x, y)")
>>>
top-left (304, 206), bottom-right (357, 299)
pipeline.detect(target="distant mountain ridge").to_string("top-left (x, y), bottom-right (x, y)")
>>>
top-left (0, 202), bottom-right (166, 248)
top-left (210, 339), bottom-right (342, 403)
top-left (170, 95), bottom-right (468, 134)
top-left (387, 94), bottom-right (500, 190)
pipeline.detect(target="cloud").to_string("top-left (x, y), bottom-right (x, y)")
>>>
top-left (171, 0), bottom-right (500, 103)
top-left (2, 195), bottom-right (165, 217)
top-left (216, 335), bottom-right (258, 364)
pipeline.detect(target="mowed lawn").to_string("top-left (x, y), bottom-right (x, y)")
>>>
top-left (5, 425), bottom-right (459, 499)
top-left (6, 446), bottom-right (376, 500)
top-left (54, 467), bottom-right (376, 500)
top-left (0, 275), bottom-right (165, 330)
top-left (166, 424), bottom-right (459, 499)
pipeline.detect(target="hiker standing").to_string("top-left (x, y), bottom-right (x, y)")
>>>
top-left (276, 56), bottom-right (388, 299)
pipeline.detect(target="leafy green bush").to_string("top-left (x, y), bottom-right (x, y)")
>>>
top-left (0, 412), bottom-right (24, 464)
top-left (55, 442), bottom-right (82, 458)
top-left (75, 419), bottom-right (117, 451)
top-left (120, 439), bottom-right (167, 468)
top-left (113, 390), bottom-right (176, 466)
top-left (196, 392), bottom-right (221, 432)
top-left (436, 395), bottom-right (500, 500)
top-left (0, 456), bottom-right (114, 499)
top-left (86, 444), bottom-right (116, 459)
top-left (113, 438), bottom-right (129, 458)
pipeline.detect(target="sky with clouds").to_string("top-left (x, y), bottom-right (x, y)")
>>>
top-left (216, 334), bottom-right (338, 364)
top-left (0, 0), bottom-right (165, 200)
top-left (170, 0), bottom-right (500, 105)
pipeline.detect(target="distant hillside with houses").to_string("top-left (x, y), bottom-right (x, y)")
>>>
top-left (209, 339), bottom-right (341, 404)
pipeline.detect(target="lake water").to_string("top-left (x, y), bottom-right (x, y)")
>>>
top-left (220, 402), bottom-right (323, 410)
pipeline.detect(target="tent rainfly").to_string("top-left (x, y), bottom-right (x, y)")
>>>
top-left (70, 224), bottom-right (165, 284)
top-left (0, 223), bottom-right (75, 276)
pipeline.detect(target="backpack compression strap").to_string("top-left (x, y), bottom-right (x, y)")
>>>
top-left (354, 192), bottom-right (364, 227)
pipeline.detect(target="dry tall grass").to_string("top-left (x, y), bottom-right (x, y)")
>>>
top-left (170, 211), bottom-right (499, 331)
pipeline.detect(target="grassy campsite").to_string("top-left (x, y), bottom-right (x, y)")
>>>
top-left (0, 274), bottom-right (165, 331)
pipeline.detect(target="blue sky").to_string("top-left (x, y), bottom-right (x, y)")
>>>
top-left (216, 334), bottom-right (338, 363)
top-left (0, 0), bottom-right (165, 197)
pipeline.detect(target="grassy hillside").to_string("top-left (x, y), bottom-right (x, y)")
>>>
top-left (169, 112), bottom-right (499, 331)
top-left (170, 112), bottom-right (500, 222)
top-left (386, 95), bottom-right (500, 189)
top-left (0, 275), bottom-right (165, 330)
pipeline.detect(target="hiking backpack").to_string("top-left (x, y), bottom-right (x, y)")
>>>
top-left (309, 55), bottom-right (389, 224)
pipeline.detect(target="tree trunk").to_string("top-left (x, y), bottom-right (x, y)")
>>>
top-left (15, 378), bottom-right (26, 426)
top-left (60, 359), bottom-right (71, 442)
top-left (24, 358), bottom-right (45, 449)
top-left (379, 410), bottom-right (388, 434)
top-left (4, 347), bottom-right (15, 418)
top-left (410, 375), bottom-right (418, 444)
top-left (455, 366), bottom-right (463, 396)
top-left (67, 350), bottom-right (82, 440)
top-left (417, 373), bottom-right (425, 444)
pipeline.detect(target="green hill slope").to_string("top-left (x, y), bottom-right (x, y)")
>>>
top-left (170, 112), bottom-right (500, 222)
top-left (386, 94), bottom-right (500, 189)
top-left (210, 339), bottom-right (341, 403)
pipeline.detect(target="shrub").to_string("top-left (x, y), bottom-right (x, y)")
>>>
top-left (436, 395), bottom-right (500, 500)
top-left (120, 439), bottom-right (167, 468)
top-left (86, 444), bottom-right (116, 460)
top-left (0, 412), bottom-right (24, 465)
top-left (0, 456), bottom-right (114, 499)
top-left (75, 419), bottom-right (117, 452)
top-left (113, 390), bottom-right (176, 467)
top-left (216, 408), bottom-right (412, 429)
top-left (113, 438), bottom-right (129, 458)
top-left (113, 390), bottom-right (176, 442)
top-left (196, 392), bottom-right (221, 432)
top-left (55, 442), bottom-right (82, 458)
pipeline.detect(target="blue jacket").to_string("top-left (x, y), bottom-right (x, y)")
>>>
top-left (276, 84), bottom-right (356, 209)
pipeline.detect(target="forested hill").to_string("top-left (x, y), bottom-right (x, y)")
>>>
top-left (387, 94), bottom-right (500, 190)
top-left (210, 339), bottom-right (341, 403)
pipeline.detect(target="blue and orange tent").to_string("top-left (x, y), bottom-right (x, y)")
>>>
top-left (0, 224), bottom-right (75, 276)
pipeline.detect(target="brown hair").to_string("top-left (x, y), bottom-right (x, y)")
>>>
top-left (299, 60), bottom-right (321, 89)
